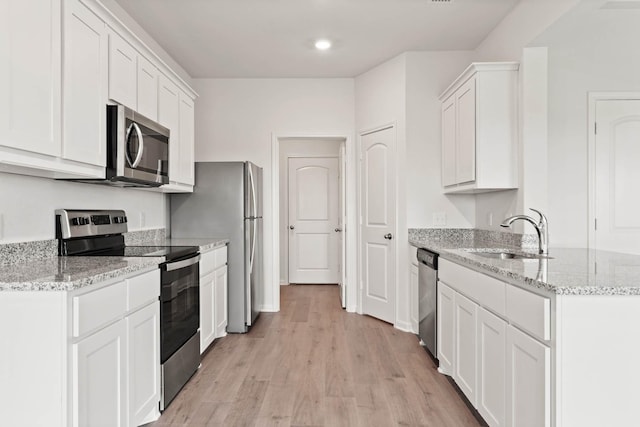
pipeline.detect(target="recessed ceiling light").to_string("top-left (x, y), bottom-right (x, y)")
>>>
top-left (314, 39), bottom-right (332, 51)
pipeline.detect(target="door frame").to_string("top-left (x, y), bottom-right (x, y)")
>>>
top-left (587, 92), bottom-right (640, 250)
top-left (271, 133), bottom-right (357, 312)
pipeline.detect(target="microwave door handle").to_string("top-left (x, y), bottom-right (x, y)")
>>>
top-left (124, 123), bottom-right (136, 167)
top-left (130, 123), bottom-right (144, 168)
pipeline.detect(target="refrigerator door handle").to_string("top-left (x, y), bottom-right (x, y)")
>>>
top-left (248, 163), bottom-right (258, 218)
top-left (249, 218), bottom-right (256, 274)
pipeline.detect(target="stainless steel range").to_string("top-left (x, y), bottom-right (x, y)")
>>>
top-left (56, 209), bottom-right (201, 411)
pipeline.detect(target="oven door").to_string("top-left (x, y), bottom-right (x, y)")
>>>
top-left (160, 254), bottom-right (200, 363)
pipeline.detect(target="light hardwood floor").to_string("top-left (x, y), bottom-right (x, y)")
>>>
top-left (151, 284), bottom-right (482, 427)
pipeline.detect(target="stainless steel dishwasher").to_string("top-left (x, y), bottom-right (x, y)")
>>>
top-left (417, 248), bottom-right (438, 359)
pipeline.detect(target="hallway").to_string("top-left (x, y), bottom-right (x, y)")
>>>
top-left (151, 285), bottom-right (482, 426)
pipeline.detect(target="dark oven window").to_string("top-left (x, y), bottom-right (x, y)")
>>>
top-left (160, 258), bottom-right (199, 362)
top-left (125, 118), bottom-right (169, 178)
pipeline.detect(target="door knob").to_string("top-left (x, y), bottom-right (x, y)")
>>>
top-left (335, 228), bottom-right (342, 232)
top-left (384, 233), bottom-right (393, 240)
top-left (289, 225), bottom-right (295, 230)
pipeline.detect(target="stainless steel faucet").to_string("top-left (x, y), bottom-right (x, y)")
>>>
top-left (500, 208), bottom-right (548, 254)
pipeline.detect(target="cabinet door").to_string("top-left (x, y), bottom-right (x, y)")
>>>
top-left (441, 95), bottom-right (457, 187)
top-left (0, 0), bottom-right (60, 156)
top-left (199, 270), bottom-right (216, 354)
top-left (127, 302), bottom-right (160, 426)
top-left (455, 76), bottom-right (476, 185)
top-left (215, 266), bottom-right (228, 338)
top-left (62, 0), bottom-right (107, 167)
top-left (178, 92), bottom-right (195, 185)
top-left (507, 325), bottom-right (550, 427)
top-left (73, 319), bottom-right (127, 427)
top-left (454, 291), bottom-right (478, 407)
top-left (437, 281), bottom-right (455, 375)
top-left (137, 55), bottom-right (158, 121)
top-left (478, 307), bottom-right (507, 427)
top-left (158, 74), bottom-right (180, 181)
top-left (108, 30), bottom-right (137, 109)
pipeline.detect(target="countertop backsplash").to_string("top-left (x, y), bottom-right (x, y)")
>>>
top-left (0, 239), bottom-right (58, 265)
top-left (408, 228), bottom-right (538, 250)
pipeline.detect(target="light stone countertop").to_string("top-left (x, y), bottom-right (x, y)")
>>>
top-left (0, 256), bottom-right (162, 292)
top-left (409, 228), bottom-right (640, 296)
top-left (155, 238), bottom-right (229, 253)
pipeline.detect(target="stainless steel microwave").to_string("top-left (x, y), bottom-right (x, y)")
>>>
top-left (105, 104), bottom-right (170, 187)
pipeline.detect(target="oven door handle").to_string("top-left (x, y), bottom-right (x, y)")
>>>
top-left (164, 254), bottom-right (200, 271)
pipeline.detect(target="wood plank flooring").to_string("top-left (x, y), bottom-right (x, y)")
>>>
top-left (150, 285), bottom-right (482, 427)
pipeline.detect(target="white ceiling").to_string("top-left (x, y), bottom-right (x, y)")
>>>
top-left (114, 0), bottom-right (521, 78)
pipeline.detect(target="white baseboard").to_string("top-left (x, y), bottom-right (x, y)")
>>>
top-left (394, 320), bottom-right (414, 333)
top-left (259, 304), bottom-right (278, 313)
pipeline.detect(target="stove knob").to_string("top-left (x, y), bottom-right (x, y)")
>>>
top-left (71, 218), bottom-right (79, 226)
top-left (82, 217), bottom-right (90, 225)
top-left (114, 217), bottom-right (120, 224)
top-left (123, 216), bottom-right (128, 223)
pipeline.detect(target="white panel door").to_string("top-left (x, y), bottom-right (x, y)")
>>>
top-left (594, 99), bottom-right (640, 254)
top-left (361, 127), bottom-right (396, 324)
top-left (73, 319), bottom-right (127, 427)
top-left (456, 76), bottom-right (476, 185)
top-left (454, 291), bottom-right (478, 407)
top-left (288, 157), bottom-right (339, 283)
top-left (437, 281), bottom-right (455, 376)
top-left (62, 0), bottom-right (107, 167)
top-left (0, 0), bottom-right (60, 156)
top-left (127, 302), bottom-right (160, 426)
top-left (478, 307), bottom-right (507, 427)
top-left (108, 30), bottom-right (136, 109)
top-left (506, 325), bottom-right (550, 427)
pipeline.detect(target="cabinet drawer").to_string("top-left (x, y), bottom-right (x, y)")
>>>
top-left (200, 250), bottom-right (216, 276)
top-left (439, 259), bottom-right (506, 317)
top-left (214, 245), bottom-right (227, 269)
top-left (73, 281), bottom-right (127, 338)
top-left (506, 286), bottom-right (550, 341)
top-left (127, 269), bottom-right (160, 312)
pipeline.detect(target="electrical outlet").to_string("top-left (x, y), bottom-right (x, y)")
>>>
top-left (433, 212), bottom-right (447, 227)
top-left (0, 214), bottom-right (3, 239)
top-left (139, 212), bottom-right (146, 228)
top-left (487, 212), bottom-right (493, 226)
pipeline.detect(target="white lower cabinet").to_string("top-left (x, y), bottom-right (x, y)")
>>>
top-left (127, 302), bottom-right (161, 427)
top-left (74, 319), bottom-right (127, 427)
top-left (200, 269), bottom-right (216, 353)
top-left (214, 265), bottom-right (228, 338)
top-left (506, 325), bottom-right (550, 427)
top-left (437, 281), bottom-right (455, 375)
top-left (438, 258), bottom-right (550, 427)
top-left (409, 245), bottom-right (419, 333)
top-left (477, 307), bottom-right (507, 427)
top-left (453, 292), bottom-right (478, 407)
top-left (199, 245), bottom-right (229, 353)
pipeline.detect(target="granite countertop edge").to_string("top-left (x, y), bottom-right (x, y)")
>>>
top-left (409, 237), bottom-right (640, 297)
top-left (0, 257), bottom-right (163, 292)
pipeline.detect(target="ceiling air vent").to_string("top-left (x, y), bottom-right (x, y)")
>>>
top-left (431, 0), bottom-right (452, 2)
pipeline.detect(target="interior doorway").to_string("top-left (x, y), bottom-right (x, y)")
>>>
top-left (275, 136), bottom-right (350, 309)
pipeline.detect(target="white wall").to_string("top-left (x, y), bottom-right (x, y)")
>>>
top-left (193, 78), bottom-right (355, 311)
top-left (278, 138), bottom-right (342, 283)
top-left (535, 1), bottom-right (640, 247)
top-left (405, 51), bottom-right (475, 229)
top-left (0, 173), bottom-right (166, 243)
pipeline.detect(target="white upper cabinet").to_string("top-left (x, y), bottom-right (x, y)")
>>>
top-left (136, 55), bottom-right (159, 121)
top-left (62, 0), bottom-right (107, 169)
top-left (0, 0), bottom-right (61, 158)
top-left (440, 62), bottom-right (519, 194)
top-left (158, 74), bottom-right (195, 191)
top-left (178, 92), bottom-right (195, 186)
top-left (108, 30), bottom-right (137, 109)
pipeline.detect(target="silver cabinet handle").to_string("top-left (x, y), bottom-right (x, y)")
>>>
top-left (384, 233), bottom-right (393, 240)
top-left (335, 228), bottom-right (342, 232)
top-left (164, 254), bottom-right (200, 272)
top-left (125, 122), bottom-right (144, 168)
top-left (289, 225), bottom-right (295, 230)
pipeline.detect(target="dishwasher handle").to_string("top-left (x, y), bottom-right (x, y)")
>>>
top-left (417, 249), bottom-right (438, 270)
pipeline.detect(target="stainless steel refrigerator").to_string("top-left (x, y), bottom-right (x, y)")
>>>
top-left (170, 162), bottom-right (262, 333)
